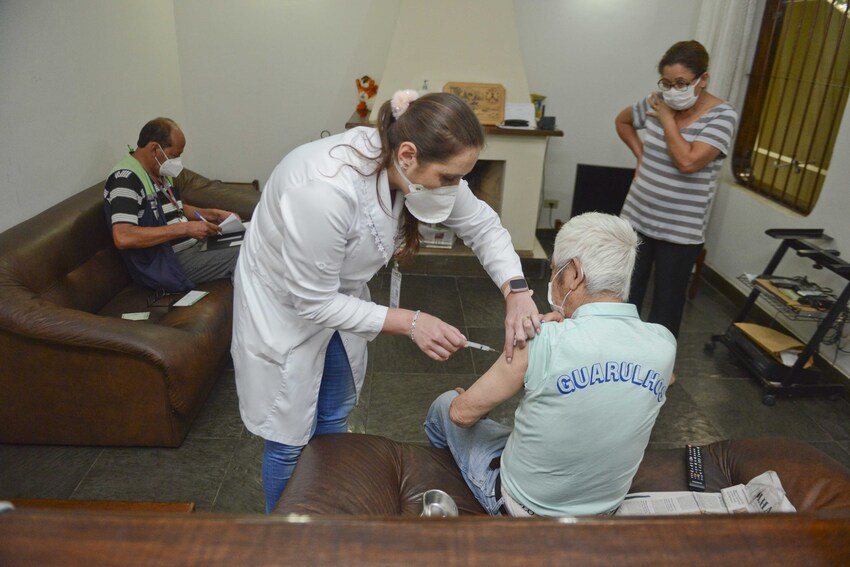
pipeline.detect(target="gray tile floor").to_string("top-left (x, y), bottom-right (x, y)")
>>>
top-left (3, 270), bottom-right (850, 514)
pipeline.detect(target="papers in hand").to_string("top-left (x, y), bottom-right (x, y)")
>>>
top-left (616, 470), bottom-right (796, 516)
top-left (218, 213), bottom-right (246, 235)
top-left (173, 290), bottom-right (210, 307)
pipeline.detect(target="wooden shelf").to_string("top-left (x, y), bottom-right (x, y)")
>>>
top-left (345, 112), bottom-right (563, 137)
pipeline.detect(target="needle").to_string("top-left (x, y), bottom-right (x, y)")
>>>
top-left (466, 341), bottom-right (497, 353)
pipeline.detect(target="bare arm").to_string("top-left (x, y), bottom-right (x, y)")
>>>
top-left (382, 308), bottom-right (467, 362)
top-left (449, 344), bottom-right (528, 428)
top-left (647, 94), bottom-right (722, 173)
top-left (111, 221), bottom-right (219, 250)
top-left (615, 106), bottom-right (643, 161)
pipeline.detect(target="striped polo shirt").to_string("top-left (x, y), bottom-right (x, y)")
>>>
top-left (620, 95), bottom-right (738, 245)
top-left (104, 170), bottom-right (196, 253)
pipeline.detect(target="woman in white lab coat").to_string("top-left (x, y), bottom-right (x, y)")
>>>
top-left (232, 90), bottom-right (541, 512)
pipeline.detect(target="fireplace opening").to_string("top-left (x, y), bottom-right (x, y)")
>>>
top-left (419, 159), bottom-right (506, 250)
top-left (466, 159), bottom-right (505, 214)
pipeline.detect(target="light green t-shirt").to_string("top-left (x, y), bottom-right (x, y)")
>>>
top-left (500, 302), bottom-right (676, 516)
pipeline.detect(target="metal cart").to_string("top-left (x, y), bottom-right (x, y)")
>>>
top-left (705, 229), bottom-right (849, 406)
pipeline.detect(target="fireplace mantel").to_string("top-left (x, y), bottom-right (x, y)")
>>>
top-left (345, 112), bottom-right (563, 139)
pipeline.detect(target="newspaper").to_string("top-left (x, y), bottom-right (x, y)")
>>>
top-left (616, 470), bottom-right (796, 516)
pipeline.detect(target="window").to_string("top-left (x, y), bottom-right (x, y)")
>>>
top-left (733, 0), bottom-right (850, 215)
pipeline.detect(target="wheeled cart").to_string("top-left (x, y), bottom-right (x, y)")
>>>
top-left (705, 229), bottom-right (849, 405)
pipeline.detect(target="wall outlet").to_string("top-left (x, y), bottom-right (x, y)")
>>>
top-left (543, 199), bottom-right (560, 209)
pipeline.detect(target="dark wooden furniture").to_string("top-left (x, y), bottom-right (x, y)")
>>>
top-left (2, 509), bottom-right (849, 566)
top-left (9, 499), bottom-right (194, 514)
top-left (345, 111), bottom-right (564, 138)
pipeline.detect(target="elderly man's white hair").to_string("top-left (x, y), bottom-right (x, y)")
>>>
top-left (552, 212), bottom-right (638, 301)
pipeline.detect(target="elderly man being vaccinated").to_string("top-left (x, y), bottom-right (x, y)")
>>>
top-left (425, 213), bottom-right (676, 516)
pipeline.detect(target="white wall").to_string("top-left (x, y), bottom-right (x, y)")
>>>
top-left (0, 0), bottom-right (185, 232)
top-left (513, 0), bottom-right (703, 227)
top-left (375, 0), bottom-right (530, 114)
top-left (172, 0), bottom-right (399, 185)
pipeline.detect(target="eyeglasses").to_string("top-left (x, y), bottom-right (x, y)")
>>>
top-left (657, 75), bottom-right (701, 92)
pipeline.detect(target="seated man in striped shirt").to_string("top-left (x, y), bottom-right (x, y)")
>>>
top-left (103, 117), bottom-right (241, 294)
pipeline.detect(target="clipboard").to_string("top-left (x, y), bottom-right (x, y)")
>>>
top-left (203, 232), bottom-right (244, 251)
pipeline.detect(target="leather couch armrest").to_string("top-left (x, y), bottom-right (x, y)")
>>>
top-left (706, 437), bottom-right (850, 512)
top-left (276, 434), bottom-right (409, 515)
top-left (0, 284), bottom-right (208, 377)
top-left (633, 439), bottom-right (850, 512)
top-left (174, 168), bottom-right (261, 221)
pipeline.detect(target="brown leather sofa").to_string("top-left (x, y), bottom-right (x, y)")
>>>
top-left (3, 435), bottom-right (850, 564)
top-left (0, 169), bottom-right (259, 447)
top-left (275, 433), bottom-right (850, 515)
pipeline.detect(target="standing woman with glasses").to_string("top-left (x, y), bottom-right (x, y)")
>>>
top-left (614, 40), bottom-right (738, 337)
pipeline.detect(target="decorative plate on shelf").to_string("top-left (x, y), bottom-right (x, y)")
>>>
top-left (442, 82), bottom-right (505, 126)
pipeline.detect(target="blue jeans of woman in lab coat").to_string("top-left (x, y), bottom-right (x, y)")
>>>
top-left (262, 331), bottom-right (356, 513)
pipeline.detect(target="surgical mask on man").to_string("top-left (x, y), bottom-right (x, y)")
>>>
top-left (394, 158), bottom-right (460, 224)
top-left (547, 262), bottom-right (571, 317)
top-left (156, 145), bottom-right (184, 178)
top-left (662, 78), bottom-right (701, 110)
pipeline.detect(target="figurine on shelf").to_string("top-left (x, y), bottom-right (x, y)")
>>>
top-left (355, 75), bottom-right (379, 117)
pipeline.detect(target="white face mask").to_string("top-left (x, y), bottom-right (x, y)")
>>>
top-left (394, 158), bottom-right (460, 224)
top-left (547, 262), bottom-right (570, 317)
top-left (156, 145), bottom-right (184, 178)
top-left (661, 78), bottom-right (701, 110)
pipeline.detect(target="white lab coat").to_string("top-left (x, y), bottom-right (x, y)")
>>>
top-left (232, 127), bottom-right (523, 445)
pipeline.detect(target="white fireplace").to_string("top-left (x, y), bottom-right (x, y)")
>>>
top-left (368, 0), bottom-right (559, 257)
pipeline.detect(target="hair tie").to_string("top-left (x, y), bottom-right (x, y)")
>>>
top-left (391, 89), bottom-right (420, 119)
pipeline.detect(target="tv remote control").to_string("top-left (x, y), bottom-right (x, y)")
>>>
top-left (686, 444), bottom-right (706, 492)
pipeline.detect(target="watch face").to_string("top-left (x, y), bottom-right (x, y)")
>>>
top-left (510, 279), bottom-right (529, 292)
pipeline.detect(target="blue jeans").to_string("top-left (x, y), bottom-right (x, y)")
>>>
top-left (424, 390), bottom-right (511, 515)
top-left (262, 331), bottom-right (356, 513)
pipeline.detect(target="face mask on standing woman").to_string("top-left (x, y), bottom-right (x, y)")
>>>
top-left (662, 77), bottom-right (702, 111)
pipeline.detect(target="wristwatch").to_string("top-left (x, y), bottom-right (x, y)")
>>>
top-left (507, 278), bottom-right (530, 296)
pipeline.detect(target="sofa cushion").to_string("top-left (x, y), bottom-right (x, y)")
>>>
top-left (276, 434), bottom-right (487, 516)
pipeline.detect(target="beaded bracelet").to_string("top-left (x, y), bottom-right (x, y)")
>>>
top-left (409, 310), bottom-right (421, 343)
